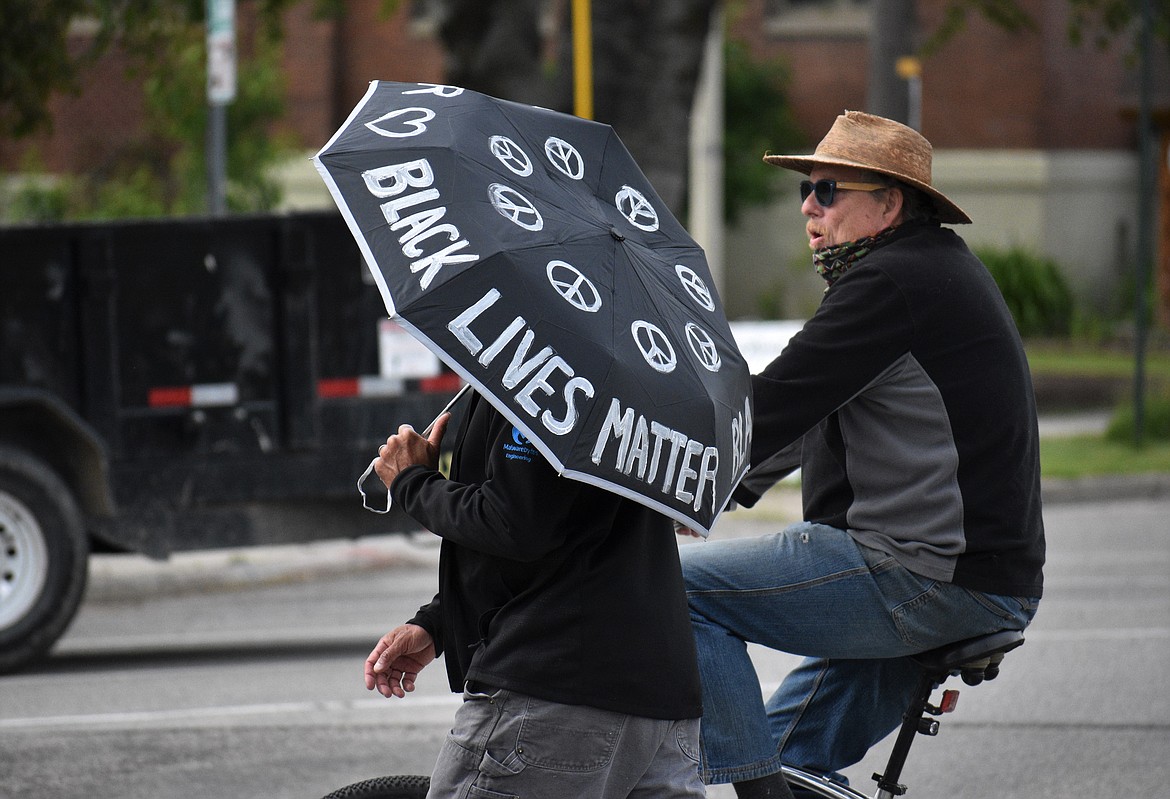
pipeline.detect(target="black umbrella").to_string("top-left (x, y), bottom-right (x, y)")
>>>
top-left (314, 81), bottom-right (751, 536)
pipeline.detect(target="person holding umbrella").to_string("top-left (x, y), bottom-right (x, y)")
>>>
top-left (363, 387), bottom-right (705, 798)
top-left (311, 80), bottom-right (755, 799)
top-left (679, 111), bottom-right (1045, 798)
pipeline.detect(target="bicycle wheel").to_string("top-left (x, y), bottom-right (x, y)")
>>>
top-left (782, 765), bottom-right (869, 799)
top-left (321, 774), bottom-right (430, 799)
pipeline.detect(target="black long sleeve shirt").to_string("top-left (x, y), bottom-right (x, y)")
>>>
top-left (395, 390), bottom-right (702, 720)
top-left (736, 222), bottom-right (1044, 598)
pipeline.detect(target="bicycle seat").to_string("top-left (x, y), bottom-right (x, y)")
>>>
top-left (912, 629), bottom-right (1025, 685)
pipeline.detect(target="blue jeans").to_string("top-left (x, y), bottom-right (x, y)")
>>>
top-left (426, 684), bottom-right (704, 798)
top-left (679, 522), bottom-right (1038, 785)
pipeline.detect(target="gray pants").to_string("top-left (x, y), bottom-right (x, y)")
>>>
top-left (426, 684), bottom-right (704, 798)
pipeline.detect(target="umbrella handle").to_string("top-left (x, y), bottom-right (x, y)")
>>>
top-left (358, 457), bottom-right (392, 514)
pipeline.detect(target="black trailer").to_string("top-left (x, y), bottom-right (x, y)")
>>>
top-left (0, 211), bottom-right (459, 673)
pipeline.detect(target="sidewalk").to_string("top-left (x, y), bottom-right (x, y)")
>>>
top-left (84, 529), bottom-right (441, 603)
top-left (1034, 410), bottom-right (1170, 503)
top-left (1035, 410), bottom-right (1110, 438)
top-left (83, 411), bottom-right (1169, 602)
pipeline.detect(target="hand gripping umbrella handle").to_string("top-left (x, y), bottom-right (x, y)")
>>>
top-left (358, 383), bottom-right (471, 514)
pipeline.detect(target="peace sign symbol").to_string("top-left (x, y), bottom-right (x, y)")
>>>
top-left (547, 260), bottom-right (602, 313)
top-left (675, 265), bottom-right (716, 312)
top-left (489, 183), bottom-right (544, 231)
top-left (545, 137), bottom-right (585, 180)
top-left (615, 185), bottom-right (660, 232)
top-left (685, 323), bottom-right (722, 372)
top-left (365, 107), bottom-right (434, 139)
top-left (490, 136), bottom-right (533, 177)
top-left (631, 321), bottom-right (676, 373)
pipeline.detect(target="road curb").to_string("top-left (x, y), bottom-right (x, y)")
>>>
top-left (81, 475), bottom-right (1167, 602)
top-left (1041, 473), bottom-right (1170, 504)
top-left (84, 531), bottom-right (440, 603)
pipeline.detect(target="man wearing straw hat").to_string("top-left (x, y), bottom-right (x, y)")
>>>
top-left (679, 111), bottom-right (1045, 798)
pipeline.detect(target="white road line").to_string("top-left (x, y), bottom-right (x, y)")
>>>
top-left (0, 694), bottom-right (461, 731)
top-left (9, 629), bottom-right (1166, 731)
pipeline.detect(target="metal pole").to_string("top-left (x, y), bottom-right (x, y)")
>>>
top-left (207, 103), bottom-right (227, 216)
top-left (896, 56), bottom-right (922, 131)
top-left (689, 7), bottom-right (724, 295)
top-left (572, 0), bottom-right (593, 120)
top-left (868, 0), bottom-right (915, 123)
top-left (206, 0), bottom-right (236, 216)
top-left (1133, 0), bottom-right (1154, 447)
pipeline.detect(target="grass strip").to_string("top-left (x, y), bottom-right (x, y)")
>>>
top-left (1040, 435), bottom-right (1170, 478)
top-left (1025, 342), bottom-right (1170, 381)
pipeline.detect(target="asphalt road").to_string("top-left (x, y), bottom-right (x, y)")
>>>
top-left (1, 487), bottom-right (1167, 799)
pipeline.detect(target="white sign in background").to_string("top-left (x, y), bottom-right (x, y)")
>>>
top-left (728, 320), bottom-right (803, 374)
top-left (206, 0), bottom-right (236, 105)
top-left (379, 319), bottom-right (442, 379)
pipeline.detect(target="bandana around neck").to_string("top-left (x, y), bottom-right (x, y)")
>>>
top-left (813, 226), bottom-right (897, 286)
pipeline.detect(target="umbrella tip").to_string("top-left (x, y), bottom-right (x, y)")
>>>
top-left (609, 226), bottom-right (626, 241)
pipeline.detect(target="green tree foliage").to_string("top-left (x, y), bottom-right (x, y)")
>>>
top-left (922, 0), bottom-right (1169, 56)
top-left (1066, 0), bottom-right (1167, 47)
top-left (976, 246), bottom-right (1076, 337)
top-left (136, 22), bottom-right (290, 214)
top-left (2, 1), bottom-right (201, 137)
top-left (920, 0), bottom-right (1037, 56)
top-left (1107, 389), bottom-right (1170, 442)
top-left (722, 40), bottom-right (805, 226)
top-left (0, 1), bottom-right (102, 137)
top-left (2, 1), bottom-right (298, 220)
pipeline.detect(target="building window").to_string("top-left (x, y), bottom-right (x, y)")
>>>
top-left (763, 0), bottom-right (871, 38)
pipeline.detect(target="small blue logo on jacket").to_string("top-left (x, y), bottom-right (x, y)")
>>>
top-left (504, 426), bottom-right (537, 462)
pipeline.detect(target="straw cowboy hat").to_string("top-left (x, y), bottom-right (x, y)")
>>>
top-left (764, 110), bottom-right (972, 224)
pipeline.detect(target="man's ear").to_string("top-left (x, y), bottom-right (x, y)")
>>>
top-left (883, 186), bottom-right (905, 225)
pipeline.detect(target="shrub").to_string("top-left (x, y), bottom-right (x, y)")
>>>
top-left (723, 40), bottom-right (804, 226)
top-left (1106, 393), bottom-right (1170, 443)
top-left (975, 246), bottom-right (1075, 337)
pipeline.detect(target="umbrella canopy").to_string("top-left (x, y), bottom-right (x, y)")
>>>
top-left (313, 80), bottom-right (751, 536)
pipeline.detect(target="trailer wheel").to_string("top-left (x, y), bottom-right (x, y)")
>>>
top-left (0, 447), bottom-right (89, 674)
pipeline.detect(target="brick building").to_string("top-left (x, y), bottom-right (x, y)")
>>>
top-left (0, 3), bottom-right (446, 187)
top-left (2, 0), bottom-right (1166, 321)
top-left (719, 0), bottom-right (1168, 321)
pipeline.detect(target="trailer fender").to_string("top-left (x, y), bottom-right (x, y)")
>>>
top-left (0, 387), bottom-right (114, 519)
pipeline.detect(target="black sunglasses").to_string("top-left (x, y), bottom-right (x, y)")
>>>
top-left (800, 179), bottom-right (887, 207)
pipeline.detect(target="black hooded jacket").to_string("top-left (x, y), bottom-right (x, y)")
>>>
top-left (392, 390), bottom-right (702, 720)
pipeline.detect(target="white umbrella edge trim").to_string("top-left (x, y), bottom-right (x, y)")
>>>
top-left (394, 316), bottom-right (741, 538)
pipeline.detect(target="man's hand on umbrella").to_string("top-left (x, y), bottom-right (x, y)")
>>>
top-left (365, 623), bottom-right (436, 699)
top-left (374, 413), bottom-right (450, 488)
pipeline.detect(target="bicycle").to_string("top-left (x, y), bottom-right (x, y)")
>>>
top-left (322, 629), bottom-right (1024, 799)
